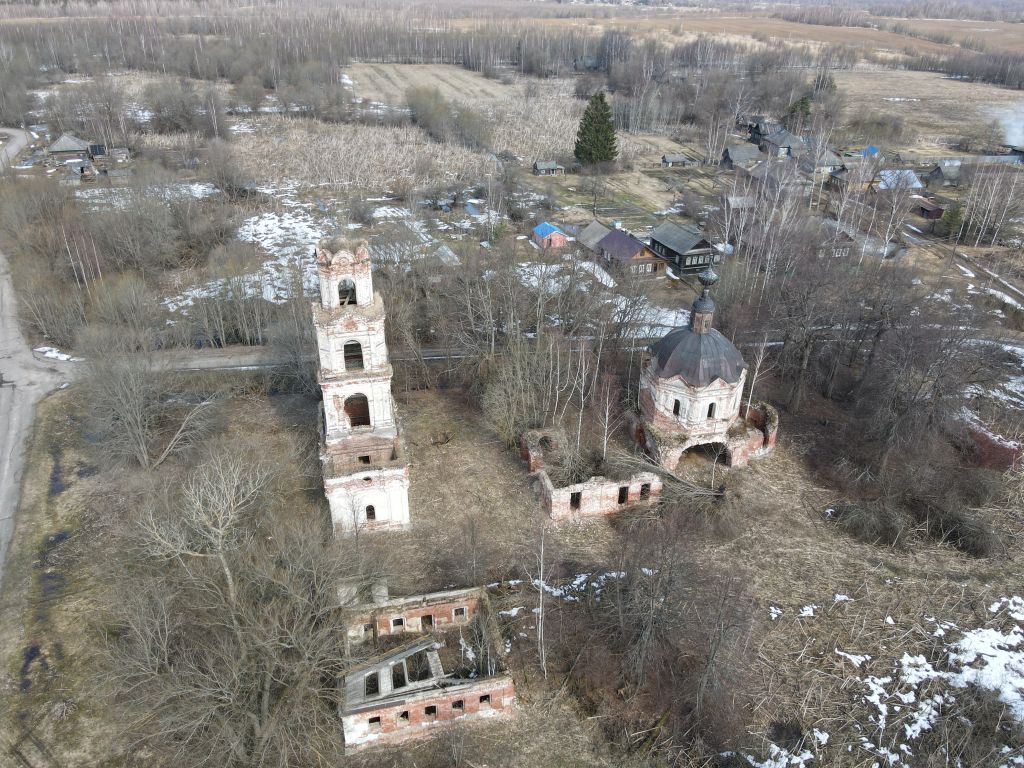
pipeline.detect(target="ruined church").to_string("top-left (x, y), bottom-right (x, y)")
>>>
top-left (314, 237), bottom-right (410, 533)
top-left (635, 267), bottom-right (777, 470)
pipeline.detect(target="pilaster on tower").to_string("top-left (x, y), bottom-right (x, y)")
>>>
top-left (313, 237), bottom-right (411, 535)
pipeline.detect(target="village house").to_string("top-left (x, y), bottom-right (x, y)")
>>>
top-left (799, 138), bottom-right (844, 177)
top-left (46, 133), bottom-right (91, 162)
top-left (874, 168), bottom-right (924, 192)
top-left (746, 116), bottom-right (780, 145)
top-left (577, 219), bottom-right (611, 253)
top-left (313, 238), bottom-right (411, 534)
top-left (648, 221), bottom-right (717, 273)
top-left (595, 228), bottom-right (664, 277)
top-left (532, 221), bottom-right (568, 249)
top-left (721, 142), bottom-right (764, 169)
top-left (661, 153), bottom-right (693, 168)
top-left (822, 219), bottom-right (907, 261)
top-left (759, 128), bottom-right (805, 158)
top-left (519, 429), bottom-right (663, 521)
top-left (338, 586), bottom-right (515, 752)
top-left (911, 197), bottom-right (945, 221)
top-left (925, 162), bottom-right (962, 188)
top-left (532, 160), bottom-right (565, 176)
top-left (827, 161), bottom-right (876, 193)
top-left (742, 160), bottom-right (812, 195)
top-left (633, 268), bottom-right (778, 470)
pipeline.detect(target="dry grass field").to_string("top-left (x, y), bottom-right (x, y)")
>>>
top-left (528, 12), bottom-right (962, 56)
top-left (347, 63), bottom-right (519, 106)
top-left (832, 67), bottom-right (1024, 152)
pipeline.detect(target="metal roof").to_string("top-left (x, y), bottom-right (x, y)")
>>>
top-left (532, 222), bottom-right (563, 238)
top-left (649, 327), bottom-right (747, 387)
top-left (724, 143), bottom-right (763, 164)
top-left (578, 220), bottom-right (611, 252)
top-left (650, 221), bottom-right (708, 257)
top-left (597, 229), bottom-right (647, 261)
top-left (48, 133), bottom-right (90, 153)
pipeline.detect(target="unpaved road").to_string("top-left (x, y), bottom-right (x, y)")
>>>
top-left (0, 127), bottom-right (72, 597)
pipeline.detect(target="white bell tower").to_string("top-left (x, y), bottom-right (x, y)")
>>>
top-left (313, 237), bottom-right (410, 534)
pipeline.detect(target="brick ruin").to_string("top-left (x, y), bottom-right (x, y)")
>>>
top-left (519, 429), bottom-right (663, 521)
top-left (314, 237), bottom-right (411, 533)
top-left (338, 586), bottom-right (515, 752)
top-left (635, 268), bottom-right (778, 471)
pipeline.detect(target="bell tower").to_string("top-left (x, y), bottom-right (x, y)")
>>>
top-left (313, 237), bottom-right (410, 533)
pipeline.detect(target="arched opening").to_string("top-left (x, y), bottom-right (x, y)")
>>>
top-left (344, 394), bottom-right (371, 428)
top-left (707, 402), bottom-right (716, 419)
top-left (339, 279), bottom-right (357, 306)
top-left (675, 442), bottom-right (731, 475)
top-left (365, 505), bottom-right (376, 521)
top-left (344, 340), bottom-right (364, 370)
top-left (673, 399), bottom-right (681, 416)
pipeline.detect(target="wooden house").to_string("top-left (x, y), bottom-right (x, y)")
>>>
top-left (596, 229), bottom-right (664, 278)
top-left (925, 162), bottom-right (961, 188)
top-left (911, 197), bottom-right (944, 220)
top-left (721, 143), bottom-right (764, 169)
top-left (533, 160), bottom-right (565, 176)
top-left (648, 221), bottom-right (718, 273)
top-left (47, 133), bottom-right (91, 162)
top-left (661, 153), bottom-right (692, 168)
top-left (759, 128), bottom-right (805, 158)
top-left (578, 220), bottom-right (611, 253)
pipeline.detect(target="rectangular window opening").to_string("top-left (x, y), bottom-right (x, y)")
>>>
top-left (368, 716), bottom-right (381, 732)
top-left (452, 700), bottom-right (464, 713)
top-left (479, 694), bottom-right (492, 708)
top-left (570, 491), bottom-right (582, 510)
top-left (391, 663), bottom-right (407, 689)
top-left (640, 483), bottom-right (651, 500)
top-left (424, 705), bottom-right (437, 720)
top-left (618, 486), bottom-right (628, 505)
top-left (392, 617), bottom-right (405, 629)
top-left (454, 607), bottom-right (467, 620)
top-left (358, 455), bottom-right (371, 464)
top-left (364, 672), bottom-right (379, 697)
top-left (398, 710), bottom-right (409, 726)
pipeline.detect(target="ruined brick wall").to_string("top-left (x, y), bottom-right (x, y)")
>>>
top-left (342, 677), bottom-right (516, 752)
top-left (373, 595), bottom-right (481, 636)
top-left (537, 471), bottom-right (663, 521)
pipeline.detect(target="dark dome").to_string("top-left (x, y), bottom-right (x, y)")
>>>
top-left (650, 327), bottom-right (747, 387)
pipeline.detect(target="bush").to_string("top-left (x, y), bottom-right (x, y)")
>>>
top-left (911, 503), bottom-right (1002, 558)
top-left (826, 501), bottom-right (908, 547)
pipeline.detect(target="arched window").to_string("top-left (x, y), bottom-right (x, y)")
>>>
top-left (344, 340), bottom-right (364, 370)
top-left (673, 399), bottom-right (681, 416)
top-left (707, 402), bottom-right (716, 419)
top-left (339, 279), bottom-right (357, 306)
top-left (365, 505), bottom-right (376, 521)
top-left (344, 394), bottom-right (371, 428)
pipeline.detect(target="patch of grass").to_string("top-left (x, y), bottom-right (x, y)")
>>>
top-left (826, 500), bottom-right (908, 548)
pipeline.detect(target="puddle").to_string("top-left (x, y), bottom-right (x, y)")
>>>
top-left (48, 460), bottom-right (66, 497)
top-left (19, 644), bottom-right (47, 692)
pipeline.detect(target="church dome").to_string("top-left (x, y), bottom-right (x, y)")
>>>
top-left (649, 327), bottom-right (747, 387)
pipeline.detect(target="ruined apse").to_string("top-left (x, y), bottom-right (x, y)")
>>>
top-left (635, 267), bottom-right (778, 470)
top-left (313, 237), bottom-right (411, 533)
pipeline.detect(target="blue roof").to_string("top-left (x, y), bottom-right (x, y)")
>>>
top-left (532, 222), bottom-right (563, 238)
top-left (862, 145), bottom-right (879, 156)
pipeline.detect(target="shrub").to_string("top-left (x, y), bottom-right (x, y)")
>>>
top-left (826, 501), bottom-right (908, 547)
top-left (911, 503), bottom-right (1002, 558)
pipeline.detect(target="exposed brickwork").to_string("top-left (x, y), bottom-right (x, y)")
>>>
top-left (341, 677), bottom-right (515, 752)
top-left (314, 237), bottom-right (410, 533)
top-left (345, 589), bottom-right (484, 640)
top-left (537, 471), bottom-right (663, 521)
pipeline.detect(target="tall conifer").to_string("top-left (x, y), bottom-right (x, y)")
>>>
top-left (574, 92), bottom-right (618, 166)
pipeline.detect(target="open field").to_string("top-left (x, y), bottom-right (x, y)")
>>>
top-left (516, 11), bottom-right (963, 56)
top-left (346, 63), bottom-right (520, 107)
top-left (870, 16), bottom-right (1024, 54)
top-left (832, 67), bottom-right (1024, 152)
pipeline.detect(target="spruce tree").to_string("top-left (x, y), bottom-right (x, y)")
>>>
top-left (574, 92), bottom-right (618, 167)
